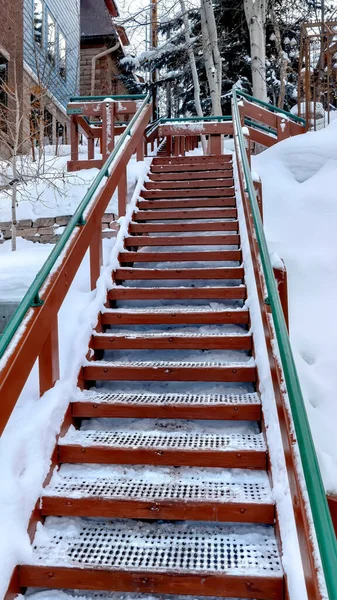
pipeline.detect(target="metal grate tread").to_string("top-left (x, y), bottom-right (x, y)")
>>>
top-left (103, 306), bottom-right (246, 314)
top-left (31, 518), bottom-right (282, 576)
top-left (77, 392), bottom-right (260, 406)
top-left (60, 430), bottom-right (266, 452)
top-left (92, 332), bottom-right (250, 339)
top-left (44, 475), bottom-right (272, 504)
top-left (25, 593), bottom-right (257, 600)
top-left (86, 360), bottom-right (254, 368)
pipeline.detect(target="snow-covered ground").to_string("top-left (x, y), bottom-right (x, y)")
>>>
top-left (0, 144), bottom-right (144, 223)
top-left (253, 121), bottom-right (337, 496)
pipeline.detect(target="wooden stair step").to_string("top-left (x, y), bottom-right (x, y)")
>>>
top-left (90, 332), bottom-right (252, 351)
top-left (101, 306), bottom-right (249, 325)
top-left (149, 169), bottom-right (233, 181)
top-left (153, 155), bottom-right (232, 165)
top-left (125, 234), bottom-right (240, 246)
top-left (141, 188), bottom-right (235, 199)
top-left (119, 250), bottom-right (242, 263)
top-left (82, 360), bottom-right (256, 382)
top-left (71, 391), bottom-right (260, 420)
top-left (144, 179), bottom-right (234, 189)
top-left (133, 209), bottom-right (237, 221)
top-left (108, 286), bottom-right (246, 301)
top-left (129, 222), bottom-right (238, 233)
top-left (15, 594), bottom-right (260, 600)
top-left (151, 162), bottom-right (232, 173)
top-left (114, 267), bottom-right (244, 280)
top-left (137, 198), bottom-right (236, 209)
top-left (58, 428), bottom-right (266, 468)
top-left (42, 466), bottom-right (273, 522)
top-left (19, 520), bottom-right (283, 598)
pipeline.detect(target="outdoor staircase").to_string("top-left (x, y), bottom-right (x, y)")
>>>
top-left (19, 155), bottom-right (285, 599)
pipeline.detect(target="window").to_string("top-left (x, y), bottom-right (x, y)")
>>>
top-left (0, 55), bottom-right (8, 132)
top-left (58, 30), bottom-right (66, 80)
top-left (47, 12), bottom-right (56, 65)
top-left (44, 107), bottom-right (53, 144)
top-left (33, 0), bottom-right (43, 46)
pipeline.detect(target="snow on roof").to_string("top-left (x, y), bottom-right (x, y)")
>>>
top-left (80, 0), bottom-right (119, 38)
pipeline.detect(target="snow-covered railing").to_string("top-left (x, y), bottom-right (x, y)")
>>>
top-left (232, 87), bottom-right (337, 600)
top-left (236, 89), bottom-right (306, 126)
top-left (0, 93), bottom-right (152, 435)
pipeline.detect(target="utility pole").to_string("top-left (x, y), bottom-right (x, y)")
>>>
top-left (150, 0), bottom-right (158, 120)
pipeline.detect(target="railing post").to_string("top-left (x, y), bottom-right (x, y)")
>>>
top-left (273, 260), bottom-right (289, 331)
top-left (277, 116), bottom-right (291, 142)
top-left (39, 316), bottom-right (60, 396)
top-left (166, 135), bottom-right (172, 156)
top-left (253, 178), bottom-right (263, 222)
top-left (137, 138), bottom-right (144, 161)
top-left (90, 223), bottom-right (103, 290)
top-left (70, 117), bottom-right (79, 163)
top-left (173, 136), bottom-right (180, 156)
top-left (118, 167), bottom-right (127, 216)
top-left (101, 101), bottom-right (116, 161)
top-left (88, 137), bottom-right (95, 160)
top-left (209, 134), bottom-right (222, 155)
top-left (181, 136), bottom-right (186, 156)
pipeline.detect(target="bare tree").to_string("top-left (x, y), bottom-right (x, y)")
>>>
top-left (200, 0), bottom-right (222, 115)
top-left (244, 0), bottom-right (268, 101)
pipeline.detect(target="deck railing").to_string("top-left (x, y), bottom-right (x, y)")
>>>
top-left (0, 93), bottom-right (152, 435)
top-left (232, 87), bottom-right (337, 600)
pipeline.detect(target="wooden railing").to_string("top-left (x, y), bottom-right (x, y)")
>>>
top-left (0, 95), bottom-right (152, 436)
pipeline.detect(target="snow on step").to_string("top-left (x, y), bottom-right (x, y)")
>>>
top-left (30, 518), bottom-right (282, 577)
top-left (60, 428), bottom-right (265, 452)
top-left (92, 331), bottom-right (249, 339)
top-left (102, 306), bottom-right (246, 314)
top-left (75, 391), bottom-right (260, 407)
top-left (44, 466), bottom-right (272, 505)
top-left (26, 592), bottom-right (254, 600)
top-left (84, 359), bottom-right (255, 367)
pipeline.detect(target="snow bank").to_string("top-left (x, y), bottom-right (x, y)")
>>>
top-left (253, 122), bottom-right (337, 495)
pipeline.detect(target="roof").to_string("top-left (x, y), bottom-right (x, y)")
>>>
top-left (80, 0), bottom-right (119, 39)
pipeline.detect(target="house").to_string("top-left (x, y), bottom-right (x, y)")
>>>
top-left (80, 0), bottom-right (136, 97)
top-left (0, 0), bottom-right (24, 143)
top-left (23, 0), bottom-right (81, 145)
top-left (0, 0), bottom-right (80, 152)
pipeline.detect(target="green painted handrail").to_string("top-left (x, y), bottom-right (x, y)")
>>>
top-left (69, 94), bottom-right (146, 103)
top-left (232, 87), bottom-right (337, 600)
top-left (236, 89), bottom-right (306, 125)
top-left (244, 117), bottom-right (277, 136)
top-left (0, 93), bottom-right (151, 362)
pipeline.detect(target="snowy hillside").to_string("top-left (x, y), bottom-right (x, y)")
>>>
top-left (253, 122), bottom-right (337, 495)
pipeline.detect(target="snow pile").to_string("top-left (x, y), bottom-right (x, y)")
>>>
top-left (253, 122), bottom-right (337, 495)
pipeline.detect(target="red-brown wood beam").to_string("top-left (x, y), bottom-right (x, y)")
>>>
top-left (39, 316), bottom-right (60, 396)
top-left (273, 261), bottom-right (289, 331)
top-left (118, 167), bottom-right (127, 216)
top-left (90, 225), bottom-right (103, 290)
top-left (70, 117), bottom-right (79, 163)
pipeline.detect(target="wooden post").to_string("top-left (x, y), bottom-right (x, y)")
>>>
top-left (209, 134), bottom-right (222, 155)
top-left (70, 117), bottom-right (79, 163)
top-left (273, 260), bottom-right (289, 330)
top-left (254, 179), bottom-right (263, 222)
top-left (173, 136), bottom-right (179, 156)
top-left (277, 117), bottom-right (291, 142)
top-left (118, 167), bottom-right (127, 216)
top-left (166, 135), bottom-right (172, 156)
top-left (107, 101), bottom-right (116, 154)
top-left (181, 136), bottom-right (186, 156)
top-left (137, 139), bottom-right (144, 161)
top-left (90, 224), bottom-right (103, 290)
top-left (39, 317), bottom-right (60, 396)
top-left (88, 137), bottom-right (94, 160)
top-left (101, 102), bottom-right (108, 161)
